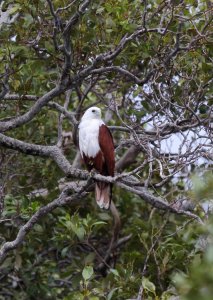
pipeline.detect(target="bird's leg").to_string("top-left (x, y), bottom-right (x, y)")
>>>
top-left (89, 168), bottom-right (97, 178)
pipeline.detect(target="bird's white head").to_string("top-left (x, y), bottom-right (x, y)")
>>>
top-left (81, 107), bottom-right (102, 121)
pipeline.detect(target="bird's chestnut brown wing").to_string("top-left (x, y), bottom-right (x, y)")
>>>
top-left (98, 124), bottom-right (115, 177)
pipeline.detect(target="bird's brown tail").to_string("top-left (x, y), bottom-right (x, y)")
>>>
top-left (95, 182), bottom-right (112, 209)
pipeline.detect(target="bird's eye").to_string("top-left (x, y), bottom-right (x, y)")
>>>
top-left (92, 109), bottom-right (95, 113)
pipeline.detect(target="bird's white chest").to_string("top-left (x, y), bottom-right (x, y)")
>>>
top-left (78, 119), bottom-right (104, 158)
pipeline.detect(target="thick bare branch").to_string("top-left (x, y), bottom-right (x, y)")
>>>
top-left (63, 0), bottom-right (91, 36)
top-left (0, 132), bottom-right (204, 225)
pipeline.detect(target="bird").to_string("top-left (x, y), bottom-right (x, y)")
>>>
top-left (78, 107), bottom-right (115, 209)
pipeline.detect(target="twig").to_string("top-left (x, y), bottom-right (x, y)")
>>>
top-left (137, 217), bottom-right (169, 300)
top-left (0, 181), bottom-right (92, 264)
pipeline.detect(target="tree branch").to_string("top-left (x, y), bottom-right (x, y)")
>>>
top-left (0, 86), bottom-right (64, 132)
top-left (0, 132), bottom-right (204, 225)
top-left (0, 183), bottom-right (90, 264)
top-left (90, 66), bottom-right (155, 85)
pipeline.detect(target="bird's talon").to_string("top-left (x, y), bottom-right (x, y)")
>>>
top-left (90, 169), bottom-right (96, 178)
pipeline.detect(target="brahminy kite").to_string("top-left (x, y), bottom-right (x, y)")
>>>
top-left (78, 107), bottom-right (115, 209)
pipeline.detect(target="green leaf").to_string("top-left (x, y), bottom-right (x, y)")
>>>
top-left (34, 224), bottom-right (43, 233)
top-left (98, 213), bottom-right (111, 220)
top-left (107, 288), bottom-right (119, 300)
top-left (61, 246), bottom-right (69, 258)
top-left (82, 266), bottom-right (94, 281)
top-left (14, 253), bottom-right (22, 270)
top-left (92, 221), bottom-right (106, 227)
top-left (96, 7), bottom-right (105, 14)
top-left (84, 252), bottom-right (95, 264)
top-left (23, 14), bottom-right (34, 28)
top-left (64, 292), bottom-right (84, 300)
top-left (110, 268), bottom-right (120, 277)
top-left (9, 4), bottom-right (21, 15)
top-left (142, 277), bottom-right (156, 294)
top-left (70, 223), bottom-right (85, 241)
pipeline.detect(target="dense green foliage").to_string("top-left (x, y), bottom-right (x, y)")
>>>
top-left (0, 0), bottom-right (212, 299)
